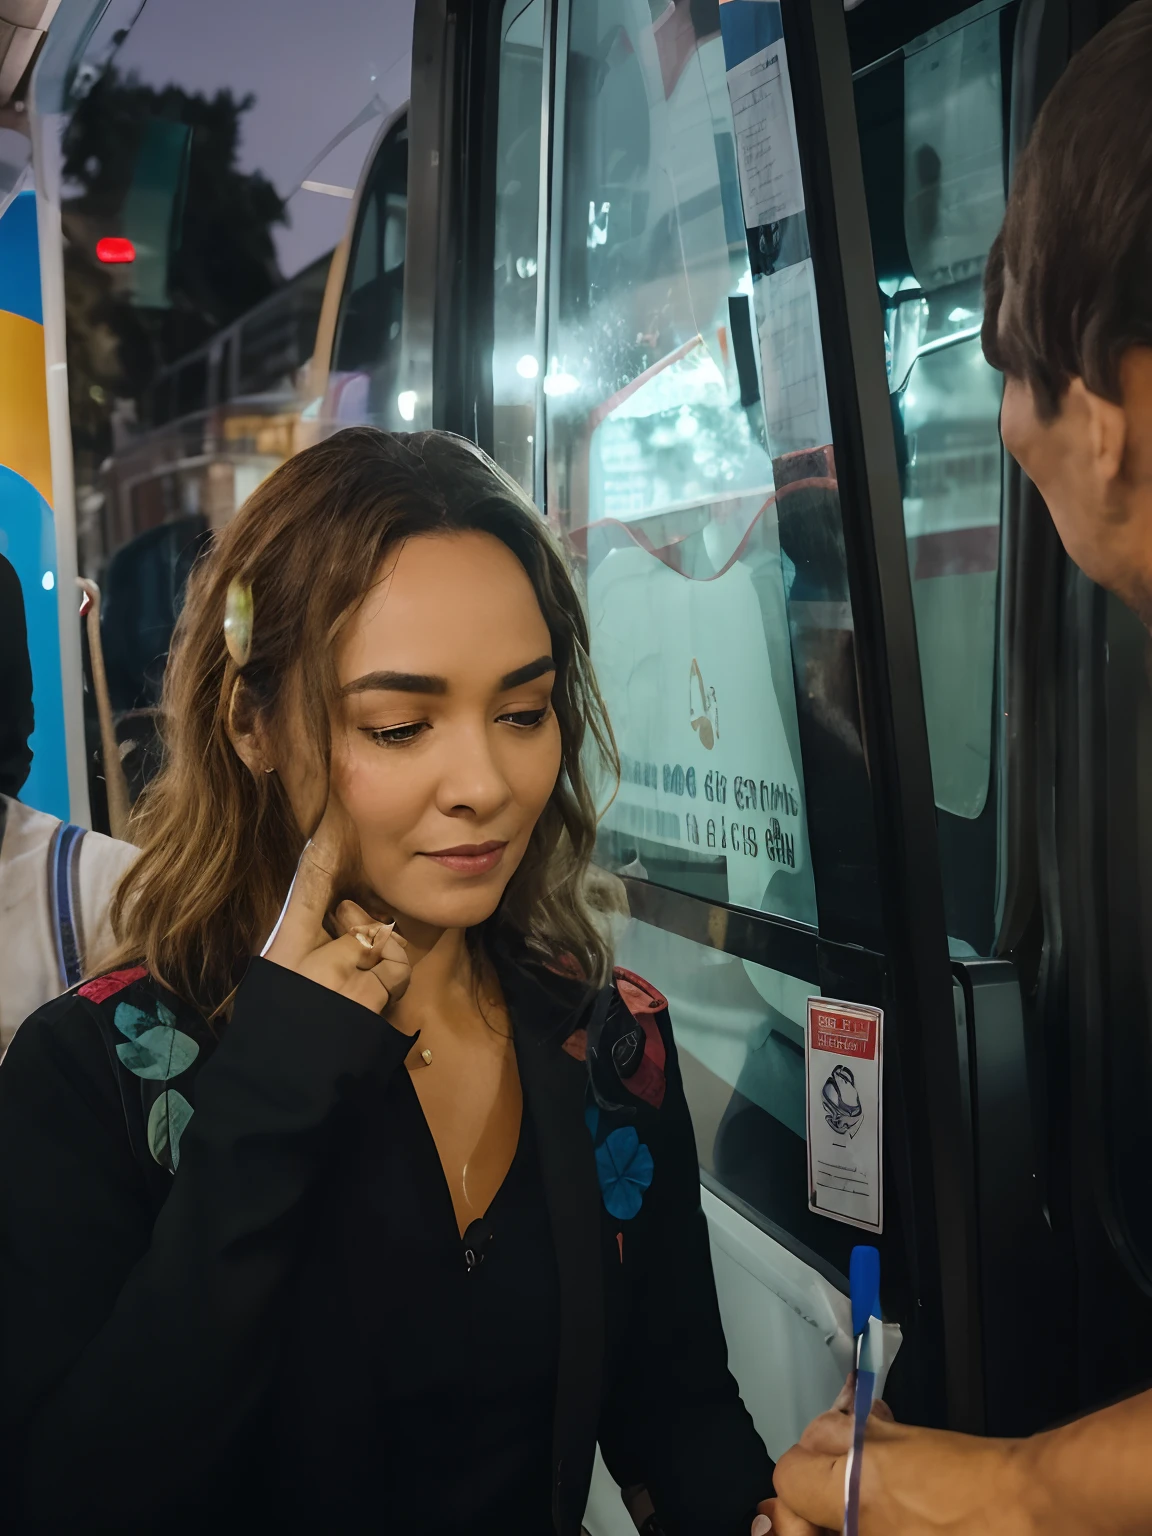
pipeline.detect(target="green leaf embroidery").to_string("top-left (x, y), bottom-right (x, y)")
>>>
top-left (113, 1002), bottom-right (154, 1042)
top-left (114, 999), bottom-right (178, 1041)
top-left (115, 1026), bottom-right (199, 1081)
top-left (147, 1089), bottom-right (194, 1172)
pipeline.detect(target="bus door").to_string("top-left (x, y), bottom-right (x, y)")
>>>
top-left (851, 0), bottom-right (1152, 1436)
top-left (849, 0), bottom-right (1073, 1438)
top-left (401, 0), bottom-right (981, 1509)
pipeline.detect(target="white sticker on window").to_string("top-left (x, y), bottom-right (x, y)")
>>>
top-left (806, 997), bottom-right (884, 1233)
top-left (589, 544), bottom-right (812, 917)
top-left (725, 39), bottom-right (805, 228)
top-left (755, 257), bottom-right (833, 457)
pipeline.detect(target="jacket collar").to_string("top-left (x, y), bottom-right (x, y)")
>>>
top-left (495, 947), bottom-right (604, 1536)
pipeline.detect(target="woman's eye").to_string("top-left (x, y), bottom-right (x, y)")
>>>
top-left (499, 707), bottom-right (550, 729)
top-left (364, 722), bottom-right (427, 746)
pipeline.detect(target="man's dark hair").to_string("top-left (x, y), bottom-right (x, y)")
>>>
top-left (982, 1), bottom-right (1152, 418)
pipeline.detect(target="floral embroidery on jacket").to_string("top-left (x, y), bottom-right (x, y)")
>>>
top-left (110, 995), bottom-right (198, 1171)
top-left (77, 966), bottom-right (148, 1004)
top-left (585, 971), bottom-right (668, 1114)
top-left (595, 1126), bottom-right (655, 1221)
top-left (585, 1102), bottom-right (655, 1220)
top-left (575, 970), bottom-right (669, 1220)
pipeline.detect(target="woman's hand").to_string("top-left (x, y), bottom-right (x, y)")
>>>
top-left (262, 799), bottom-right (411, 1015)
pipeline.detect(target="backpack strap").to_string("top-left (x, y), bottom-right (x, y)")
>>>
top-left (47, 821), bottom-right (88, 990)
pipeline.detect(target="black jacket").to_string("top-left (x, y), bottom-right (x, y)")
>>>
top-left (0, 948), bottom-right (773, 1534)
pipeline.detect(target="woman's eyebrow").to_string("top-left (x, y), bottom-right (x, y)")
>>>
top-left (499, 655), bottom-right (556, 688)
top-left (341, 671), bottom-right (448, 696)
top-left (340, 656), bottom-right (555, 696)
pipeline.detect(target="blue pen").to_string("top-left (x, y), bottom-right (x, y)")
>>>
top-left (843, 1245), bottom-right (881, 1536)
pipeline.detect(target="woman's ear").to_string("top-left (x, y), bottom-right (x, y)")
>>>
top-left (226, 679), bottom-right (274, 778)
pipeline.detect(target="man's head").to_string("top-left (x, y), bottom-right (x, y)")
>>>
top-left (983, 1), bottom-right (1152, 620)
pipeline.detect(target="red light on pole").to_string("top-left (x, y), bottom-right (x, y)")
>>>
top-left (95, 237), bottom-right (136, 264)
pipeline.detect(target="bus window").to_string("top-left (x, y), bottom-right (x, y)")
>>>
top-left (492, 0), bottom-right (545, 499)
top-left (854, 2), bottom-right (1010, 953)
top-left (545, 0), bottom-right (816, 931)
top-left (529, 0), bottom-right (901, 1277)
top-left (330, 121), bottom-right (409, 427)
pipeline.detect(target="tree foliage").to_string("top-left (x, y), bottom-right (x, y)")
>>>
top-left (61, 68), bottom-right (287, 456)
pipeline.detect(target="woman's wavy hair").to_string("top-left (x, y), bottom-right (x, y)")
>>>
top-left (108, 428), bottom-right (619, 1016)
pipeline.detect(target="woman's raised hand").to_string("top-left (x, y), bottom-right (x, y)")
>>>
top-left (262, 799), bottom-right (411, 1015)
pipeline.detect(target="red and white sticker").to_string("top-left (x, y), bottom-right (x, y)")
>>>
top-left (805, 998), bottom-right (884, 1233)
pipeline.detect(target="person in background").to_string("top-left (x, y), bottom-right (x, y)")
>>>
top-left (762, 4), bottom-right (1152, 1533)
top-left (0, 553), bottom-right (138, 1052)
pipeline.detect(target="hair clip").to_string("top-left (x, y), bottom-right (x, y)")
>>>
top-left (223, 577), bottom-right (253, 667)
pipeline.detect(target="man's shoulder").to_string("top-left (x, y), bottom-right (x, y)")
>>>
top-left (0, 793), bottom-right (60, 857)
top-left (0, 795), bottom-right (137, 881)
top-left (77, 825), bottom-right (139, 895)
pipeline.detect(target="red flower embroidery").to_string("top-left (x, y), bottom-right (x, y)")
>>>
top-left (613, 969), bottom-right (667, 1109)
top-left (562, 1028), bottom-right (588, 1062)
top-left (78, 966), bottom-right (148, 1004)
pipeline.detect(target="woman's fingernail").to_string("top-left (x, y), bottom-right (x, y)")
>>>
top-left (751, 1517), bottom-right (772, 1535)
top-left (354, 930), bottom-right (375, 950)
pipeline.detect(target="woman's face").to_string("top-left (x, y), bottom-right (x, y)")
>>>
top-left (292, 529), bottom-right (563, 933)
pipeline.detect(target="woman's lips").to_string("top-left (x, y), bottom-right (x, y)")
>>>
top-left (421, 840), bottom-right (508, 875)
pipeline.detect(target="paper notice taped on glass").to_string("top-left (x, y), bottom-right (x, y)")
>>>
top-left (726, 39), bottom-right (804, 228)
top-left (755, 257), bottom-right (833, 457)
top-left (806, 997), bottom-right (884, 1234)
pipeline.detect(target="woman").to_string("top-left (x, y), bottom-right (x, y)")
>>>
top-left (0, 429), bottom-right (774, 1534)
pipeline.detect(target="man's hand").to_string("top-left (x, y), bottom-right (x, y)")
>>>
top-left (756, 1378), bottom-right (1042, 1536)
top-left (263, 799), bottom-right (411, 1015)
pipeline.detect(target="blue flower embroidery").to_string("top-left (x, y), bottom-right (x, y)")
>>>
top-left (594, 1125), bottom-right (654, 1221)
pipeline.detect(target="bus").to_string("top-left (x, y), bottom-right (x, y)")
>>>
top-left (35, 1), bottom-right (1152, 1531)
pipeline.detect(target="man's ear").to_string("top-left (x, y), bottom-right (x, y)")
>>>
top-left (225, 679), bottom-right (274, 778)
top-left (1068, 375), bottom-right (1128, 489)
top-left (1119, 347), bottom-right (1152, 487)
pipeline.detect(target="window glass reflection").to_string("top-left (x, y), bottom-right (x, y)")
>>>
top-left (330, 124), bottom-right (409, 421)
top-left (855, 0), bottom-right (1009, 950)
top-left (492, 0), bottom-right (546, 499)
top-left (548, 0), bottom-right (817, 928)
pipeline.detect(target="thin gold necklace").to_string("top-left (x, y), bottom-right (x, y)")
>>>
top-left (405, 996), bottom-right (513, 1069)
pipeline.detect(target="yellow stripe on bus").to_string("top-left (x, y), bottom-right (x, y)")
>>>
top-left (0, 307), bottom-right (52, 509)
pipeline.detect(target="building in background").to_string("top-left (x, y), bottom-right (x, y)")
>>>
top-left (5, 0), bottom-right (413, 828)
